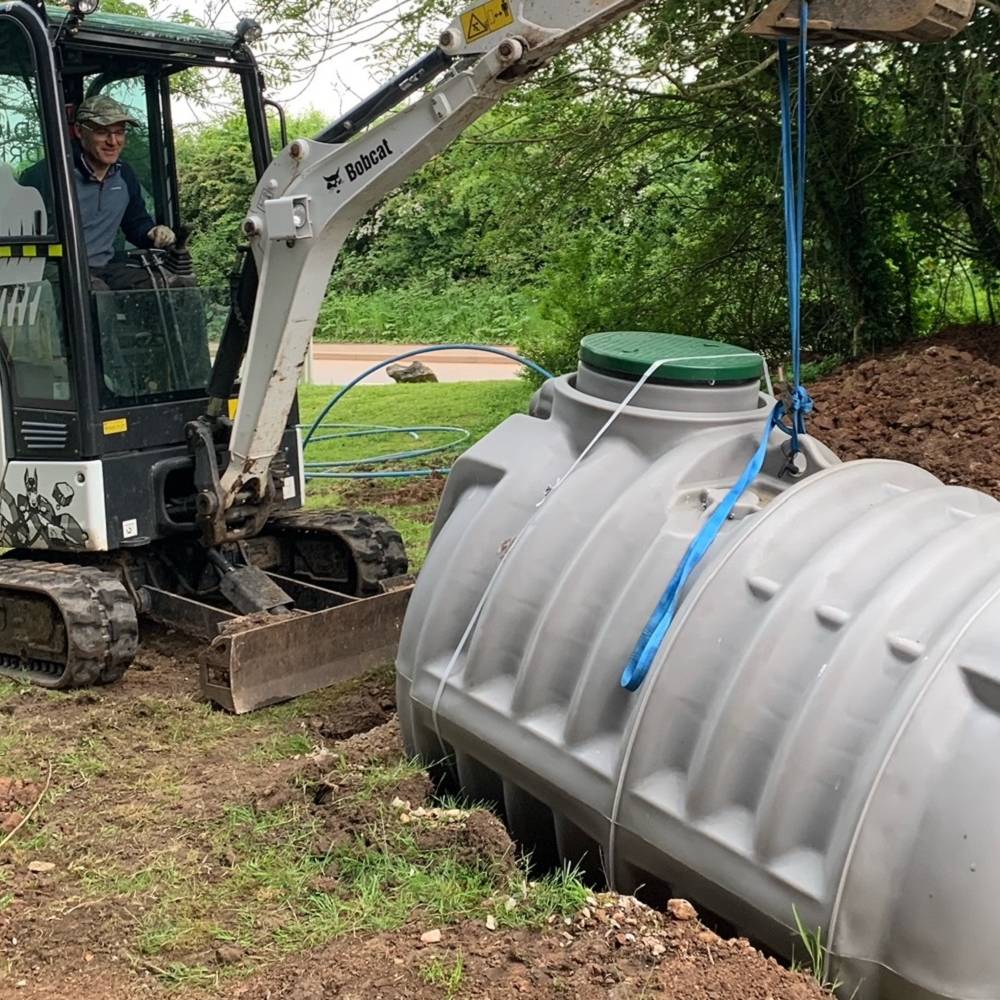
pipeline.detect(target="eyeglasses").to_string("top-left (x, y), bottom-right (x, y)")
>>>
top-left (81, 124), bottom-right (129, 140)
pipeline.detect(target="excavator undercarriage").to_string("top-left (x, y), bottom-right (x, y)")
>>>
top-left (0, 510), bottom-right (410, 712)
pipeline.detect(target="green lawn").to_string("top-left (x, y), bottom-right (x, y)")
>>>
top-left (297, 380), bottom-right (536, 568)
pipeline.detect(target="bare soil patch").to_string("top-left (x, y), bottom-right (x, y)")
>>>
top-left (339, 473), bottom-right (447, 512)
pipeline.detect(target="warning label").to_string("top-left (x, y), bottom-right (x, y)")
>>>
top-left (460, 0), bottom-right (514, 42)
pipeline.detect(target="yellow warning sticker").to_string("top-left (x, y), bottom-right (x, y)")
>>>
top-left (460, 0), bottom-right (513, 42)
top-left (103, 417), bottom-right (128, 435)
top-left (227, 398), bottom-right (239, 419)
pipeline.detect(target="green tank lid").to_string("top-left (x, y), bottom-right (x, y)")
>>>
top-left (579, 332), bottom-right (763, 384)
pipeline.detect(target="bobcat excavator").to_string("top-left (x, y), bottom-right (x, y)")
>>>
top-left (0, 0), bottom-right (976, 711)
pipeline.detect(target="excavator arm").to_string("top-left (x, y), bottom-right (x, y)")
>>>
top-left (207, 0), bottom-right (651, 536)
top-left (199, 0), bottom-right (977, 543)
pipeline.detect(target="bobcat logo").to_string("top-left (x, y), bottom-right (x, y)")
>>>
top-left (324, 168), bottom-right (342, 192)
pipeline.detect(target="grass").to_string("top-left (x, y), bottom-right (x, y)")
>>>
top-left (297, 380), bottom-right (536, 569)
top-left (791, 906), bottom-right (841, 993)
top-left (2, 673), bottom-right (589, 983)
top-left (421, 952), bottom-right (465, 997)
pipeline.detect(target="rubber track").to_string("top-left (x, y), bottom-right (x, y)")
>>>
top-left (0, 560), bottom-right (138, 689)
top-left (264, 509), bottom-right (408, 596)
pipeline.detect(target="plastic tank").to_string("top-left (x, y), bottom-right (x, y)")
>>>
top-left (396, 331), bottom-right (1000, 1000)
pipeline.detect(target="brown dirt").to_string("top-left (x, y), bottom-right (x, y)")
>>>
top-left (810, 325), bottom-right (1000, 495)
top-left (0, 778), bottom-right (43, 835)
top-left (339, 473), bottom-right (447, 511)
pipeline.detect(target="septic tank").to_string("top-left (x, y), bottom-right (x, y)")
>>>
top-left (396, 331), bottom-right (1000, 1000)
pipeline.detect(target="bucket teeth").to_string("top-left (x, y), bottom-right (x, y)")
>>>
top-left (746, 0), bottom-right (976, 44)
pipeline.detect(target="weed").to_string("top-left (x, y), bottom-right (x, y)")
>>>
top-left (247, 732), bottom-right (316, 763)
top-left (0, 679), bottom-right (25, 702)
top-left (421, 952), bottom-right (465, 997)
top-left (149, 961), bottom-right (219, 988)
top-left (0, 893), bottom-right (13, 912)
top-left (791, 906), bottom-right (841, 992)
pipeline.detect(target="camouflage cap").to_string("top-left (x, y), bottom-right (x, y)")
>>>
top-left (75, 95), bottom-right (140, 128)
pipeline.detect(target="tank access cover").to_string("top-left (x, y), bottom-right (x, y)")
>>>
top-left (580, 331), bottom-right (764, 384)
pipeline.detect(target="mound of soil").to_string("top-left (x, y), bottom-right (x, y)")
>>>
top-left (810, 325), bottom-right (1000, 496)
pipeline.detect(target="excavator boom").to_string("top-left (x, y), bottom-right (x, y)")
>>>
top-left (747, 0), bottom-right (976, 43)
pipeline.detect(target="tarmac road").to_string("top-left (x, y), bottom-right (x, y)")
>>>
top-left (307, 342), bottom-right (523, 385)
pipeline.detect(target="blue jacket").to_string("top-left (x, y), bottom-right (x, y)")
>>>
top-left (21, 145), bottom-right (155, 267)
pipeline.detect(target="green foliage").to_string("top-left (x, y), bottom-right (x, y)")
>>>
top-left (168, 2), bottom-right (1000, 365)
top-left (100, 0), bottom-right (149, 14)
top-left (318, 278), bottom-right (546, 344)
top-left (421, 953), bottom-right (465, 997)
top-left (175, 111), bottom-right (325, 289)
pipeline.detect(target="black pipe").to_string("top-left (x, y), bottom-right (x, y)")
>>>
top-left (315, 48), bottom-right (453, 145)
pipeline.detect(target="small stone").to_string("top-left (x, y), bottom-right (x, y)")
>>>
top-left (399, 813), bottom-right (411, 824)
top-left (485, 914), bottom-right (497, 931)
top-left (390, 797), bottom-right (406, 810)
top-left (214, 943), bottom-right (244, 966)
top-left (420, 928), bottom-right (442, 944)
top-left (580, 907), bottom-right (592, 920)
top-left (667, 898), bottom-right (698, 921)
top-left (505, 896), bottom-right (518, 912)
top-left (27, 861), bottom-right (55, 874)
top-left (651, 942), bottom-right (666, 957)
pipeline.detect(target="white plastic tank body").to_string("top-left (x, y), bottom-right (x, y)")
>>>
top-left (396, 332), bottom-right (1000, 1000)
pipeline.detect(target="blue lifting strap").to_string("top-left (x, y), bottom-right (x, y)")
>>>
top-left (620, 401), bottom-right (786, 692)
top-left (778, 5), bottom-right (814, 451)
top-left (620, 9), bottom-right (814, 693)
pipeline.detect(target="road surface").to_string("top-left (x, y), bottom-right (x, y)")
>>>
top-left (307, 342), bottom-right (523, 385)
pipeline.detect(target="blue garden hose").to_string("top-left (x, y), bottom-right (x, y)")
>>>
top-left (302, 344), bottom-right (554, 480)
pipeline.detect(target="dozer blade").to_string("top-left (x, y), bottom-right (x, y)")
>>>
top-left (200, 584), bottom-right (412, 713)
top-left (747, 0), bottom-right (975, 43)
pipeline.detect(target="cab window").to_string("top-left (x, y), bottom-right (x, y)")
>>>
top-left (0, 16), bottom-right (72, 405)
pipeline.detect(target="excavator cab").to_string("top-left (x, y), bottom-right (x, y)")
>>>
top-left (0, 2), bottom-right (283, 536)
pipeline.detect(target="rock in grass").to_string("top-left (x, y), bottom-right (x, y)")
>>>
top-left (420, 928), bottom-right (443, 944)
top-left (387, 361), bottom-right (438, 384)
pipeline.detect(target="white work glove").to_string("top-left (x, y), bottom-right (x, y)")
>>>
top-left (148, 225), bottom-right (176, 249)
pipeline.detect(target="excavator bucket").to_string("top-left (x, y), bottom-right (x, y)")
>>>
top-left (747, 0), bottom-right (976, 43)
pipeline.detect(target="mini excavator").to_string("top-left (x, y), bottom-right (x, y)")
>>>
top-left (0, 0), bottom-right (976, 710)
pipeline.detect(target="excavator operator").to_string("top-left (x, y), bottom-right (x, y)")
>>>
top-left (21, 95), bottom-right (176, 290)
